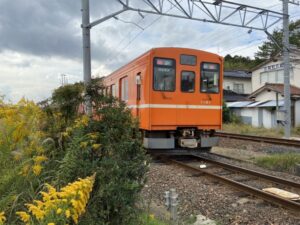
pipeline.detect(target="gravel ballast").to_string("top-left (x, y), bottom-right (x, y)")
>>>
top-left (141, 162), bottom-right (300, 225)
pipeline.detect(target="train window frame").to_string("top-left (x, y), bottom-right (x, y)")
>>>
top-left (180, 54), bottom-right (197, 66)
top-left (200, 62), bottom-right (220, 94)
top-left (153, 57), bottom-right (176, 92)
top-left (181, 70), bottom-right (195, 93)
top-left (120, 76), bottom-right (129, 102)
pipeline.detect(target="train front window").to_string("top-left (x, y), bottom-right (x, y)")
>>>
top-left (181, 71), bottom-right (195, 92)
top-left (200, 62), bottom-right (220, 93)
top-left (153, 58), bottom-right (176, 91)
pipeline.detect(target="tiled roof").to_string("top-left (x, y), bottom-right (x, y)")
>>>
top-left (249, 83), bottom-right (300, 98)
top-left (224, 70), bottom-right (252, 79)
top-left (223, 90), bottom-right (249, 102)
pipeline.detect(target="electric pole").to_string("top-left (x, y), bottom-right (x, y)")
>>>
top-left (282, 0), bottom-right (291, 138)
top-left (81, 0), bottom-right (92, 116)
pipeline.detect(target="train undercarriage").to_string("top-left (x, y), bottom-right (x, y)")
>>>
top-left (143, 128), bottom-right (219, 151)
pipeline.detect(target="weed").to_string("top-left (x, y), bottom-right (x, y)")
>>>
top-left (255, 153), bottom-right (300, 173)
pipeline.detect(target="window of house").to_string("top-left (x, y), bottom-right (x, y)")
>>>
top-left (233, 83), bottom-right (244, 94)
top-left (120, 76), bottom-right (129, 101)
top-left (153, 58), bottom-right (176, 91)
top-left (181, 71), bottom-right (195, 92)
top-left (200, 62), bottom-right (220, 93)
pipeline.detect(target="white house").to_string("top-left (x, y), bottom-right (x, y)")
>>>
top-left (251, 49), bottom-right (300, 92)
top-left (228, 83), bottom-right (300, 128)
top-left (223, 70), bottom-right (252, 94)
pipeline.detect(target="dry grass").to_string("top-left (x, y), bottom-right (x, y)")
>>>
top-left (222, 123), bottom-right (300, 138)
top-left (255, 153), bottom-right (300, 173)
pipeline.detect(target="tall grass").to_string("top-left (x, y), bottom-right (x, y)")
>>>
top-left (255, 153), bottom-right (300, 173)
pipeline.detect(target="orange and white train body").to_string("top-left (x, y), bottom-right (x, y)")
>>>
top-left (103, 47), bottom-right (223, 149)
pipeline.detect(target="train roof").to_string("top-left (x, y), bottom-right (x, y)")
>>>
top-left (103, 47), bottom-right (222, 78)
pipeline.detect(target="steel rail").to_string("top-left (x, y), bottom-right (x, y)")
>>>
top-left (215, 132), bottom-right (300, 147)
top-left (192, 154), bottom-right (300, 188)
top-left (165, 157), bottom-right (300, 212)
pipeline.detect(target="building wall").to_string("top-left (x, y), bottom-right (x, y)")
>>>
top-left (254, 90), bottom-right (284, 102)
top-left (223, 77), bottom-right (252, 94)
top-left (252, 59), bottom-right (300, 92)
top-left (295, 100), bottom-right (300, 127)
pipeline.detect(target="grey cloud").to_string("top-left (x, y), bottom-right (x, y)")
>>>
top-left (0, 0), bottom-right (120, 61)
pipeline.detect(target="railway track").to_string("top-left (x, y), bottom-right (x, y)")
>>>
top-left (215, 131), bottom-right (300, 148)
top-left (157, 154), bottom-right (300, 212)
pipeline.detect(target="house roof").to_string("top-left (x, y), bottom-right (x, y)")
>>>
top-left (223, 90), bottom-right (249, 102)
top-left (227, 100), bottom-right (285, 108)
top-left (249, 83), bottom-right (300, 99)
top-left (224, 70), bottom-right (252, 79)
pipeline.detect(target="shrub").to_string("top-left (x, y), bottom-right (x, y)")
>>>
top-left (57, 87), bottom-right (149, 225)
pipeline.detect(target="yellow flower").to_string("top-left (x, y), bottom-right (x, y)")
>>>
top-left (65, 209), bottom-right (71, 218)
top-left (0, 211), bottom-right (6, 223)
top-left (149, 214), bottom-right (155, 220)
top-left (48, 223), bottom-right (55, 225)
top-left (80, 142), bottom-right (88, 148)
top-left (33, 155), bottom-right (48, 164)
top-left (92, 143), bottom-right (101, 150)
top-left (16, 211), bottom-right (30, 223)
top-left (56, 208), bottom-right (62, 214)
top-left (32, 164), bottom-right (42, 175)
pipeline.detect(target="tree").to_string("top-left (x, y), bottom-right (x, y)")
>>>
top-left (255, 19), bottom-right (300, 60)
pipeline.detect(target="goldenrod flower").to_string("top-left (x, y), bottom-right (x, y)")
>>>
top-left (17, 174), bottom-right (96, 224)
top-left (56, 208), bottom-right (62, 215)
top-left (92, 143), bottom-right (101, 150)
top-left (149, 214), bottom-right (155, 220)
top-left (33, 155), bottom-right (48, 164)
top-left (0, 211), bottom-right (6, 224)
top-left (16, 211), bottom-right (30, 223)
top-left (65, 209), bottom-right (71, 218)
top-left (32, 164), bottom-right (42, 176)
top-left (80, 142), bottom-right (88, 148)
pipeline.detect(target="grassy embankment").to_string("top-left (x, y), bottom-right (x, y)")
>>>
top-left (221, 123), bottom-right (300, 173)
top-left (222, 123), bottom-right (300, 138)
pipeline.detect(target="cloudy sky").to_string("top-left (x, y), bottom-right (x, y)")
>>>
top-left (0, 0), bottom-right (299, 103)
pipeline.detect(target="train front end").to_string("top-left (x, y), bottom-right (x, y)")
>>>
top-left (143, 48), bottom-right (223, 150)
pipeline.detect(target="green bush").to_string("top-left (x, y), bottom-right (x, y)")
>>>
top-left (57, 91), bottom-right (149, 225)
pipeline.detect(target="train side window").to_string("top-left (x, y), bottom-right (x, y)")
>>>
top-left (153, 58), bottom-right (176, 91)
top-left (200, 62), bottom-right (220, 93)
top-left (120, 76), bottom-right (129, 101)
top-left (136, 73), bottom-right (141, 100)
top-left (181, 71), bottom-right (195, 92)
top-left (111, 84), bottom-right (117, 97)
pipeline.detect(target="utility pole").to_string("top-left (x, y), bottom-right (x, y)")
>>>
top-left (282, 0), bottom-right (291, 138)
top-left (81, 0), bottom-right (92, 116)
top-left (61, 74), bottom-right (67, 86)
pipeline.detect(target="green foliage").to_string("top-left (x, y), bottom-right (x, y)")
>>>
top-left (255, 19), bottom-right (300, 60)
top-left (255, 153), bottom-right (300, 173)
top-left (51, 83), bottom-right (84, 125)
top-left (224, 54), bottom-right (263, 71)
top-left (56, 82), bottom-right (149, 225)
top-left (137, 214), bottom-right (169, 225)
top-left (222, 101), bottom-right (231, 123)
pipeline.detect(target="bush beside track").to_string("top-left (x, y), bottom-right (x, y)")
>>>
top-left (0, 80), bottom-right (150, 225)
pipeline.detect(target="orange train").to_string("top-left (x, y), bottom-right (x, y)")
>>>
top-left (103, 47), bottom-right (223, 150)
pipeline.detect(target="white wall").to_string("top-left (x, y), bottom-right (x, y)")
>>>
top-left (295, 100), bottom-right (300, 127)
top-left (252, 59), bottom-right (300, 92)
top-left (223, 77), bottom-right (252, 94)
top-left (254, 90), bottom-right (284, 102)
